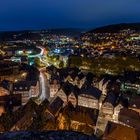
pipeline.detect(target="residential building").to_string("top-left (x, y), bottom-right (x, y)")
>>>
top-left (118, 108), bottom-right (140, 131)
top-left (13, 81), bottom-right (39, 104)
top-left (45, 97), bottom-right (64, 118)
top-left (49, 78), bottom-right (60, 98)
top-left (129, 96), bottom-right (140, 114)
top-left (102, 92), bottom-right (118, 117)
top-left (57, 82), bottom-right (79, 107)
top-left (103, 121), bottom-right (140, 140)
top-left (57, 103), bottom-right (99, 135)
top-left (98, 78), bottom-right (110, 95)
top-left (78, 85), bottom-right (102, 109)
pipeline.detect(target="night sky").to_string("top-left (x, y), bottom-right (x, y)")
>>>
top-left (0, 0), bottom-right (140, 31)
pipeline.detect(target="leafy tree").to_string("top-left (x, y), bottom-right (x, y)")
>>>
top-left (34, 57), bottom-right (40, 67)
top-left (59, 61), bottom-right (64, 68)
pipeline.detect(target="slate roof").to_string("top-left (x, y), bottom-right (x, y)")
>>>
top-left (103, 92), bottom-right (118, 106)
top-left (129, 96), bottom-right (140, 109)
top-left (47, 97), bottom-right (64, 116)
top-left (102, 78), bottom-right (110, 86)
top-left (77, 72), bottom-right (85, 80)
top-left (61, 82), bottom-right (80, 97)
top-left (69, 72), bottom-right (77, 80)
top-left (80, 85), bottom-right (102, 100)
top-left (38, 99), bottom-right (50, 112)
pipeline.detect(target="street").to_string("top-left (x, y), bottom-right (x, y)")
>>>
top-left (38, 70), bottom-right (50, 102)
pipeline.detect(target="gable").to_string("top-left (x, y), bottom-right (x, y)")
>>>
top-left (103, 102), bottom-right (113, 108)
top-left (57, 89), bottom-right (67, 97)
top-left (65, 75), bottom-right (72, 81)
top-left (115, 104), bottom-right (123, 110)
top-left (69, 92), bottom-right (76, 99)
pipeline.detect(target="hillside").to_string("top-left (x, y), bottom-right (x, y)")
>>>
top-left (46, 28), bottom-right (84, 37)
top-left (88, 23), bottom-right (140, 33)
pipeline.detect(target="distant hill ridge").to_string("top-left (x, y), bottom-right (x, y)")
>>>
top-left (0, 28), bottom-right (84, 41)
top-left (88, 23), bottom-right (140, 33)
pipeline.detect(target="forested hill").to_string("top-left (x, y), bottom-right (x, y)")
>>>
top-left (88, 23), bottom-right (140, 33)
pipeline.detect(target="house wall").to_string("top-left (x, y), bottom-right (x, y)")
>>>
top-left (0, 87), bottom-right (9, 96)
top-left (102, 102), bottom-right (114, 115)
top-left (113, 104), bottom-right (123, 121)
top-left (0, 106), bottom-right (5, 116)
top-left (79, 78), bottom-right (86, 88)
top-left (98, 79), bottom-right (109, 95)
top-left (68, 92), bottom-right (77, 107)
top-left (50, 84), bottom-right (60, 98)
top-left (13, 91), bottom-right (30, 105)
top-left (57, 89), bottom-right (67, 104)
top-left (30, 82), bottom-right (39, 97)
top-left (78, 95), bottom-right (99, 109)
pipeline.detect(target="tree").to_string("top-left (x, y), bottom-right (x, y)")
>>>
top-left (34, 57), bottom-right (40, 67)
top-left (59, 61), bottom-right (64, 68)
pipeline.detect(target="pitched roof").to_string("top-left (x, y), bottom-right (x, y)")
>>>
top-left (38, 99), bottom-right (50, 112)
top-left (69, 72), bottom-right (77, 80)
top-left (47, 97), bottom-right (64, 116)
top-left (0, 94), bottom-right (21, 106)
top-left (129, 96), bottom-right (140, 109)
top-left (72, 106), bottom-right (98, 125)
top-left (103, 92), bottom-right (118, 106)
top-left (80, 85), bottom-right (102, 99)
top-left (62, 103), bottom-right (99, 125)
top-left (0, 99), bottom-right (38, 131)
top-left (103, 121), bottom-right (140, 140)
top-left (119, 108), bottom-right (140, 120)
top-left (119, 108), bottom-right (140, 130)
top-left (77, 72), bottom-right (85, 80)
top-left (102, 78), bottom-right (110, 86)
top-left (116, 97), bottom-right (128, 108)
top-left (61, 82), bottom-right (80, 96)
